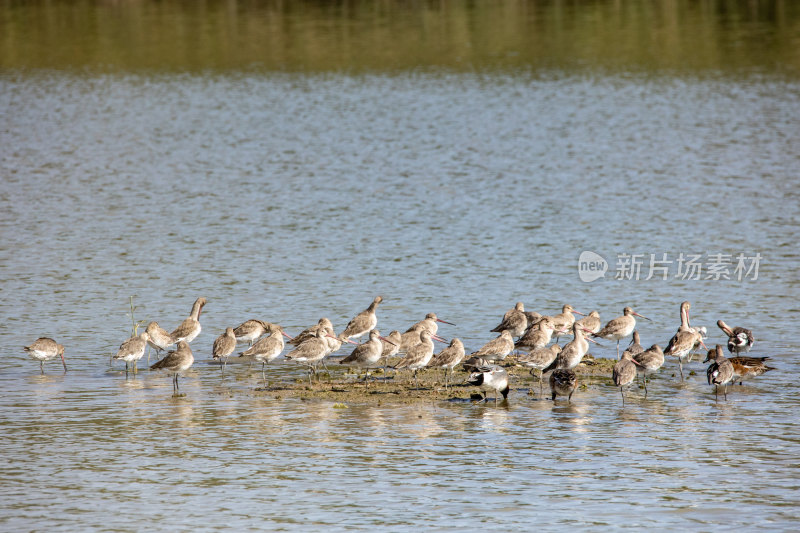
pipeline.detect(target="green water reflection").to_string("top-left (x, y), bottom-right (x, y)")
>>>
top-left (1, 0), bottom-right (798, 73)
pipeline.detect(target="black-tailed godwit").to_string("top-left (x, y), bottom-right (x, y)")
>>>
top-left (427, 338), bottom-right (466, 390)
top-left (212, 327), bottom-right (237, 373)
top-left (392, 329), bottom-right (437, 387)
top-left (339, 329), bottom-right (395, 387)
top-left (170, 297), bottom-right (206, 344)
top-left (340, 296), bottom-right (383, 341)
top-left (632, 344), bottom-right (664, 397)
top-left (517, 344), bottom-right (561, 396)
top-left (233, 319), bottom-right (271, 346)
top-left (23, 337), bottom-right (66, 374)
top-left (593, 306), bottom-right (651, 358)
top-left (491, 302), bottom-right (528, 338)
top-left (114, 332), bottom-right (150, 374)
top-left (664, 301), bottom-right (706, 380)
top-left (150, 340), bottom-right (194, 395)
top-left (239, 323), bottom-right (292, 386)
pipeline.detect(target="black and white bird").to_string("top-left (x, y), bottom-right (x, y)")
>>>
top-left (466, 365), bottom-right (509, 404)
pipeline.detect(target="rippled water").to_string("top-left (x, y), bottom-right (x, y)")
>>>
top-left (2, 71), bottom-right (799, 530)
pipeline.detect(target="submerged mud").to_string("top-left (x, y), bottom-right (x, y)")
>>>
top-left (231, 353), bottom-right (627, 405)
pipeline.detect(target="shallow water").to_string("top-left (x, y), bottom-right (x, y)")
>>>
top-left (2, 70), bottom-right (798, 530)
top-left (2, 2), bottom-right (800, 530)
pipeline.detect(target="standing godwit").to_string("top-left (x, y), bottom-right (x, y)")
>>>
top-left (549, 369), bottom-right (578, 403)
top-left (409, 312), bottom-right (455, 337)
top-left (324, 330), bottom-right (357, 356)
top-left (593, 306), bottom-right (651, 358)
top-left (392, 329), bottom-right (437, 387)
top-left (633, 344), bottom-right (664, 397)
top-left (399, 324), bottom-right (447, 353)
top-left (664, 301), bottom-right (706, 381)
top-left (145, 321), bottom-right (174, 363)
top-left (114, 332), bottom-right (150, 374)
top-left (284, 329), bottom-right (334, 384)
top-left (469, 330), bottom-right (515, 363)
top-left (491, 302), bottom-right (528, 338)
top-left (428, 338), bottom-right (466, 390)
top-left (515, 317), bottom-right (562, 351)
top-left (150, 340), bottom-right (194, 395)
top-left (233, 319), bottom-right (272, 346)
top-left (704, 345), bottom-right (734, 400)
top-left (728, 356), bottom-right (775, 385)
top-left (517, 344), bottom-right (561, 396)
top-left (340, 296), bottom-right (383, 341)
top-left (524, 311), bottom-right (543, 329)
top-left (466, 365), bottom-right (510, 404)
top-left (627, 331), bottom-right (644, 356)
top-left (290, 318), bottom-right (334, 346)
top-left (544, 322), bottom-right (590, 372)
top-left (613, 351), bottom-right (639, 405)
top-left (239, 323), bottom-right (292, 387)
top-left (717, 320), bottom-right (755, 355)
top-left (23, 338), bottom-right (66, 374)
top-left (380, 330), bottom-right (401, 361)
top-left (339, 329), bottom-right (395, 387)
top-left (575, 310), bottom-right (602, 334)
top-left (547, 304), bottom-right (585, 339)
top-left (399, 324), bottom-right (428, 353)
top-left (212, 327), bottom-right (237, 373)
top-left (170, 297), bottom-right (206, 343)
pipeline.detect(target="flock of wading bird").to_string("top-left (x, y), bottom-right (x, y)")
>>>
top-left (23, 296), bottom-right (773, 403)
